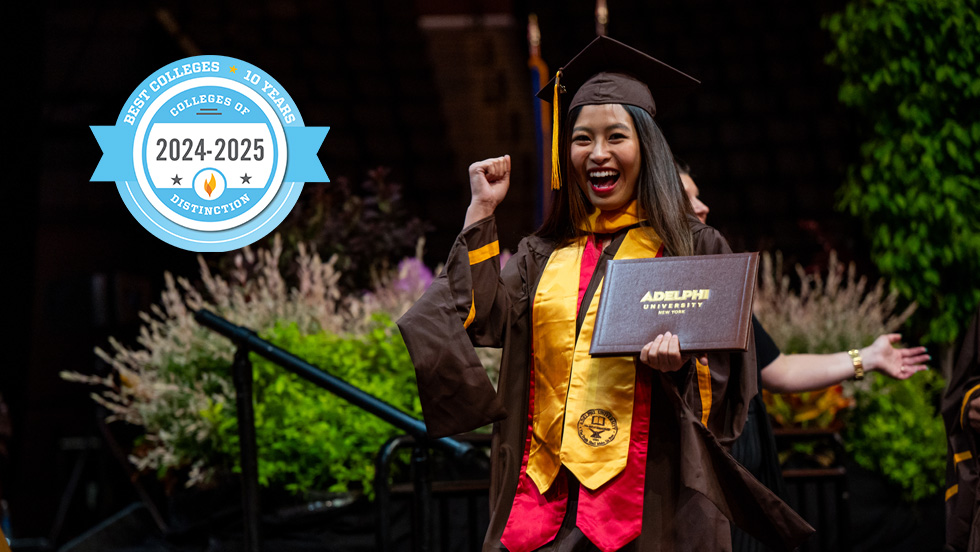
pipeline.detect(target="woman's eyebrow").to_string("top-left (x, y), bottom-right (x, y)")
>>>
top-left (572, 123), bottom-right (632, 133)
top-left (605, 123), bottom-right (631, 132)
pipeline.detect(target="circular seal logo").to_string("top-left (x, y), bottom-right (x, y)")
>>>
top-left (91, 56), bottom-right (329, 252)
top-left (577, 409), bottom-right (619, 447)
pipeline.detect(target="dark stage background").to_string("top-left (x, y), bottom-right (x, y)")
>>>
top-left (9, 0), bottom-right (865, 545)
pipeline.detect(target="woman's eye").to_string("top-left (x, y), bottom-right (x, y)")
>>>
top-left (609, 133), bottom-right (627, 140)
top-left (572, 135), bottom-right (590, 143)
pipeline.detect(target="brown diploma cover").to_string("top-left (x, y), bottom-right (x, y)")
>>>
top-left (589, 252), bottom-right (759, 356)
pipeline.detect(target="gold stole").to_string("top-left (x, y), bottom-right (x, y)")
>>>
top-left (527, 226), bottom-right (662, 493)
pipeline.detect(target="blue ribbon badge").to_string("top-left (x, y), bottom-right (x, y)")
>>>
top-left (92, 56), bottom-right (329, 252)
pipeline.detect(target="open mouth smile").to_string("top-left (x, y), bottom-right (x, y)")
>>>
top-left (588, 169), bottom-right (620, 194)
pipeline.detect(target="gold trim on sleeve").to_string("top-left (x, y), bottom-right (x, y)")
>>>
top-left (960, 384), bottom-right (980, 429)
top-left (463, 291), bottom-right (476, 329)
top-left (696, 359), bottom-right (711, 427)
top-left (954, 451), bottom-right (973, 465)
top-left (468, 241), bottom-right (500, 265)
top-left (947, 484), bottom-right (959, 501)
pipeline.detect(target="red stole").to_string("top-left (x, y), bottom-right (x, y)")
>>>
top-left (501, 233), bottom-right (659, 552)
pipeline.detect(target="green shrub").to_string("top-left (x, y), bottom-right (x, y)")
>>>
top-left (843, 368), bottom-right (946, 502)
top-left (203, 316), bottom-right (422, 497)
top-left (64, 237), bottom-right (432, 492)
top-left (755, 249), bottom-right (944, 499)
top-left (824, 0), bottom-right (980, 345)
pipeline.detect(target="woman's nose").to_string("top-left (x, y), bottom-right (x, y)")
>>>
top-left (589, 140), bottom-right (610, 161)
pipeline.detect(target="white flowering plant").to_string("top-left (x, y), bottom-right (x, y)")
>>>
top-left (62, 237), bottom-right (437, 493)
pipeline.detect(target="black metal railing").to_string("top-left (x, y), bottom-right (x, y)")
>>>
top-left (194, 309), bottom-right (478, 552)
top-left (375, 433), bottom-right (491, 551)
top-left (774, 428), bottom-right (851, 552)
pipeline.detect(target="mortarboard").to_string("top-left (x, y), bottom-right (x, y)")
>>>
top-left (537, 36), bottom-right (699, 190)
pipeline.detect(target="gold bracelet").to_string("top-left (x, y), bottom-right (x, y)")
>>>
top-left (848, 349), bottom-right (865, 380)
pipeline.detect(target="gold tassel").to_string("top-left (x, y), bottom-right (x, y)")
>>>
top-left (551, 69), bottom-right (563, 190)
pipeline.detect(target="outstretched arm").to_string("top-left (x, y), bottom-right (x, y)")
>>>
top-left (761, 333), bottom-right (930, 394)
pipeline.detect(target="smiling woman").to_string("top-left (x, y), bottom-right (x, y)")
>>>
top-left (399, 36), bottom-right (814, 552)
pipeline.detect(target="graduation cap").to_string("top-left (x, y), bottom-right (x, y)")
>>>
top-left (537, 36), bottom-right (699, 190)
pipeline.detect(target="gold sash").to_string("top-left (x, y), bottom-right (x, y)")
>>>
top-left (527, 226), bottom-right (662, 493)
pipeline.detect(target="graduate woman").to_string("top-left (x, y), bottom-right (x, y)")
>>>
top-left (398, 37), bottom-right (813, 552)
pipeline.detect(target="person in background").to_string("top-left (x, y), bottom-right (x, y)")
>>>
top-left (677, 162), bottom-right (930, 552)
top-left (942, 304), bottom-right (980, 551)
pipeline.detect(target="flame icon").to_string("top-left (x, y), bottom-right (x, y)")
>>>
top-left (203, 174), bottom-right (217, 197)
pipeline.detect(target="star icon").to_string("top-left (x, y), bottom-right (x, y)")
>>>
top-left (230, 66), bottom-right (237, 73)
top-left (240, 173), bottom-right (252, 184)
top-left (172, 174), bottom-right (183, 185)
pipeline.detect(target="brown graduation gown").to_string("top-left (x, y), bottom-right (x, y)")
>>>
top-left (943, 305), bottom-right (980, 551)
top-left (397, 216), bottom-right (813, 551)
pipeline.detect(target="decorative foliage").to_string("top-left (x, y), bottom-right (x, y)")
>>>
top-left (62, 236), bottom-right (431, 491)
top-left (202, 318), bottom-right (423, 496)
top-left (754, 250), bottom-right (944, 501)
top-left (755, 250), bottom-right (914, 431)
top-left (824, 0), bottom-right (980, 345)
top-left (843, 368), bottom-right (946, 502)
top-left (273, 168), bottom-right (431, 293)
top-left (754, 250), bottom-right (915, 358)
top-left (763, 386), bottom-right (850, 430)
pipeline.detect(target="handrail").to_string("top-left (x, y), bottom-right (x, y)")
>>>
top-left (375, 433), bottom-right (491, 551)
top-left (194, 308), bottom-right (472, 552)
top-left (194, 309), bottom-right (473, 459)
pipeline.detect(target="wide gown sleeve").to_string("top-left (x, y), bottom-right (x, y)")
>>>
top-left (668, 222), bottom-right (813, 551)
top-left (942, 305), bottom-right (980, 550)
top-left (397, 216), bottom-right (521, 438)
top-left (683, 223), bottom-right (757, 449)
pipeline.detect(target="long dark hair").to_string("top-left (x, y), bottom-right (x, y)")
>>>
top-left (535, 104), bottom-right (694, 257)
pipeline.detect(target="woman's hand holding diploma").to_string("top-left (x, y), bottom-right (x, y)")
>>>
top-left (639, 332), bottom-right (708, 372)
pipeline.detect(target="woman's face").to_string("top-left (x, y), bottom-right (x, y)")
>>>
top-left (570, 103), bottom-right (641, 212)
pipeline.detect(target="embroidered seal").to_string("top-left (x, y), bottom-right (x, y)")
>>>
top-left (577, 409), bottom-right (618, 447)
